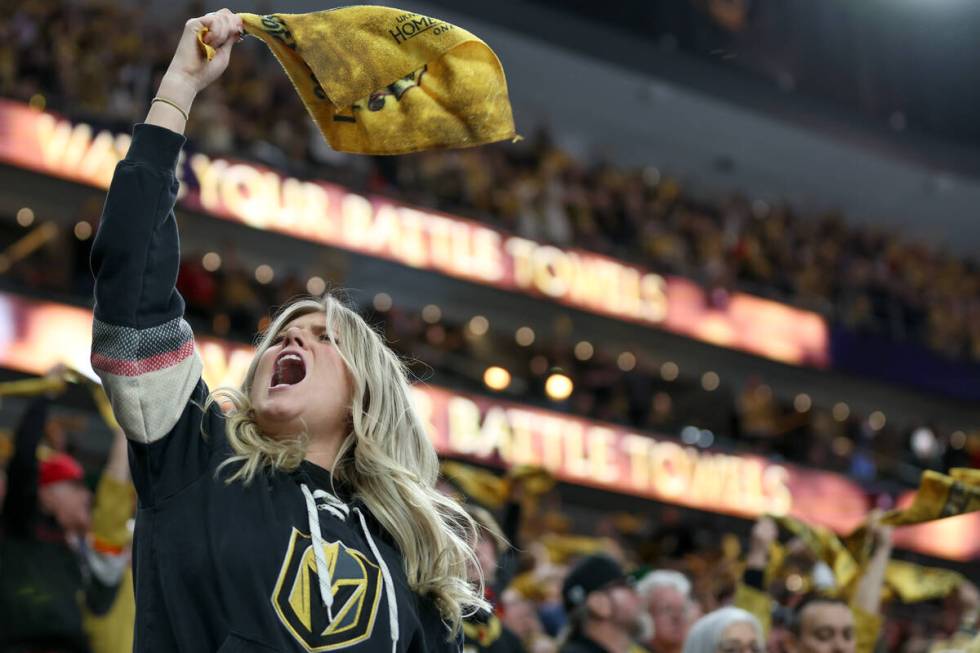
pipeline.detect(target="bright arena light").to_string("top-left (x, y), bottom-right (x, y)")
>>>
top-left (372, 293), bottom-right (392, 312)
top-left (617, 351), bottom-right (636, 371)
top-left (73, 221), bottom-right (92, 241)
top-left (794, 393), bottom-right (812, 413)
top-left (483, 366), bottom-right (511, 391)
top-left (515, 326), bottom-right (535, 347)
top-left (422, 304), bottom-right (442, 324)
top-left (911, 427), bottom-right (936, 458)
top-left (868, 410), bottom-right (887, 431)
top-left (17, 207), bottom-right (35, 227)
top-left (254, 264), bottom-right (274, 284)
top-left (202, 252), bottom-right (222, 272)
top-left (306, 276), bottom-right (326, 295)
top-left (574, 340), bottom-right (594, 361)
top-left (545, 372), bottom-right (573, 401)
top-left (468, 315), bottom-right (489, 336)
top-left (701, 371), bottom-right (720, 391)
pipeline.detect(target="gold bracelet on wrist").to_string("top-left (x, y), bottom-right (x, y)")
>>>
top-left (151, 96), bottom-right (189, 122)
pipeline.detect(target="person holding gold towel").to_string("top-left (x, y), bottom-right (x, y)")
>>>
top-left (89, 8), bottom-right (504, 651)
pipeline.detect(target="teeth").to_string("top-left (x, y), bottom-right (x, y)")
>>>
top-left (272, 351), bottom-right (306, 388)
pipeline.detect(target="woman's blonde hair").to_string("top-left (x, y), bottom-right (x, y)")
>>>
top-left (207, 294), bottom-right (487, 632)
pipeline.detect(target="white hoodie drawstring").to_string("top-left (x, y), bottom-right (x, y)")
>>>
top-left (310, 487), bottom-right (350, 521)
top-left (355, 506), bottom-right (400, 653)
top-left (300, 483), bottom-right (399, 653)
top-left (301, 483), bottom-right (335, 621)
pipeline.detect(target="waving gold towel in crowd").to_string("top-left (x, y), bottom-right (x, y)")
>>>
top-left (878, 467), bottom-right (980, 527)
top-left (763, 468), bottom-right (980, 604)
top-left (440, 461), bottom-right (555, 509)
top-left (199, 6), bottom-right (516, 154)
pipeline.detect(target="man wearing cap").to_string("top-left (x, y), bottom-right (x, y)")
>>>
top-left (560, 554), bottom-right (655, 653)
top-left (0, 391), bottom-right (96, 652)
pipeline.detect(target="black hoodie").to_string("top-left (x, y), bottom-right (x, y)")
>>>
top-left (90, 123), bottom-right (458, 653)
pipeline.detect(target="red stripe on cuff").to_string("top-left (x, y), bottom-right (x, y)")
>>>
top-left (91, 339), bottom-right (194, 377)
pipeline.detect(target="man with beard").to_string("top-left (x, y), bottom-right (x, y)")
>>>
top-left (559, 555), bottom-right (654, 653)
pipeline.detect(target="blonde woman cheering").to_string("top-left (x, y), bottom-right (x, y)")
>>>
top-left (90, 9), bottom-right (485, 652)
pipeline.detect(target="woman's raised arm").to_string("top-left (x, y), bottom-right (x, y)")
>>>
top-left (90, 10), bottom-right (242, 447)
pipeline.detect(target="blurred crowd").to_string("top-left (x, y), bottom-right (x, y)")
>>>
top-left (3, 216), bottom-right (978, 491)
top-left (1, 382), bottom-right (977, 653)
top-left (4, 0), bottom-right (980, 367)
top-left (1, 3), bottom-right (978, 653)
top-left (455, 487), bottom-right (980, 653)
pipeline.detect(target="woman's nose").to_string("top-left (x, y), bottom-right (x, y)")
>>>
top-left (283, 326), bottom-right (307, 347)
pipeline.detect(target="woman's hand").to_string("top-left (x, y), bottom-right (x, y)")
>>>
top-left (149, 9), bottom-right (243, 132)
top-left (164, 9), bottom-right (243, 95)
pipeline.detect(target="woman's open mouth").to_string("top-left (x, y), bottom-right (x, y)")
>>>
top-left (271, 351), bottom-right (307, 390)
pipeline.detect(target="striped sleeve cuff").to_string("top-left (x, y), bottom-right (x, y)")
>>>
top-left (91, 317), bottom-right (195, 377)
top-left (91, 317), bottom-right (202, 443)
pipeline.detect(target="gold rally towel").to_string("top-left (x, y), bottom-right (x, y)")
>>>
top-left (882, 560), bottom-right (964, 604)
top-left (199, 7), bottom-right (516, 154)
top-left (877, 468), bottom-right (980, 527)
top-left (440, 461), bottom-right (509, 509)
top-left (0, 368), bottom-right (118, 429)
top-left (774, 515), bottom-right (861, 593)
top-left (440, 461), bottom-right (554, 509)
top-left (842, 467), bottom-right (980, 562)
top-left (770, 500), bottom-right (970, 604)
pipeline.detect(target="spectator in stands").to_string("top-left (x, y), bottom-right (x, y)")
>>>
top-left (0, 374), bottom-right (93, 651)
top-left (786, 597), bottom-right (862, 653)
top-left (737, 516), bottom-right (894, 653)
top-left (559, 554), bottom-right (653, 653)
top-left (503, 589), bottom-right (556, 653)
top-left (0, 367), bottom-right (131, 653)
top-left (81, 428), bottom-right (137, 653)
top-left (464, 505), bottom-right (527, 653)
top-left (637, 570), bottom-right (698, 653)
top-left (925, 582), bottom-right (979, 653)
top-left (682, 608), bottom-right (764, 653)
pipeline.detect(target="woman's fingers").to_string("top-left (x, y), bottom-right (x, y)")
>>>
top-left (199, 9), bottom-right (239, 47)
top-left (214, 15), bottom-right (242, 53)
top-left (217, 9), bottom-right (242, 45)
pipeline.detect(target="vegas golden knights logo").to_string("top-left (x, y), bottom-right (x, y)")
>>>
top-left (271, 529), bottom-right (383, 651)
